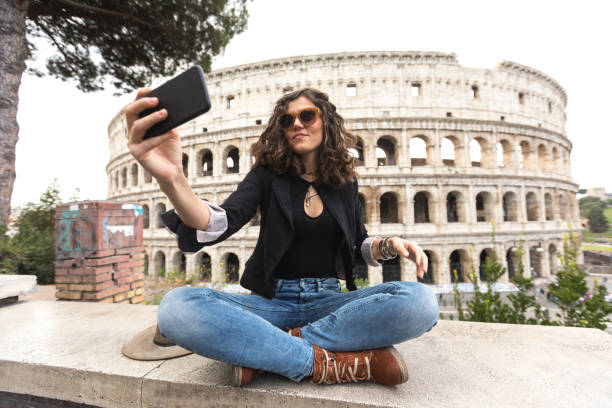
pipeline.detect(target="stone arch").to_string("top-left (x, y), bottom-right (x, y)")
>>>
top-left (380, 192), bottom-right (399, 223)
top-left (350, 137), bottom-right (365, 166)
top-left (446, 191), bottom-right (466, 223)
top-left (479, 248), bottom-right (495, 281)
top-left (144, 253), bottom-right (149, 275)
top-left (506, 247), bottom-right (518, 279)
top-left (526, 191), bottom-right (539, 221)
top-left (224, 145), bottom-right (240, 174)
top-left (199, 148), bottom-right (213, 176)
top-left (529, 244), bottom-right (544, 277)
top-left (172, 251), bottom-right (186, 274)
top-left (155, 202), bottom-right (166, 228)
top-left (503, 192), bottom-right (518, 222)
top-left (154, 251), bottom-right (166, 276)
top-left (497, 139), bottom-right (513, 168)
top-left (182, 153), bottom-right (189, 178)
top-left (441, 136), bottom-right (459, 166)
top-left (142, 204), bottom-right (150, 229)
top-left (358, 193), bottom-right (366, 223)
top-left (130, 163), bottom-right (138, 186)
top-left (537, 144), bottom-right (547, 171)
top-left (144, 169), bottom-right (152, 183)
top-left (413, 191), bottom-right (432, 223)
top-left (519, 140), bottom-right (532, 170)
top-left (419, 250), bottom-right (435, 284)
top-left (449, 249), bottom-right (469, 283)
top-left (470, 137), bottom-right (489, 167)
top-left (196, 251), bottom-right (212, 281)
top-left (552, 147), bottom-right (560, 172)
top-left (545, 193), bottom-right (553, 221)
top-left (376, 136), bottom-right (397, 166)
top-left (121, 167), bottom-right (127, 188)
top-left (223, 252), bottom-right (240, 283)
top-left (410, 136), bottom-right (428, 166)
top-left (548, 244), bottom-right (558, 275)
top-left (382, 257), bottom-right (401, 282)
top-left (475, 191), bottom-right (493, 222)
top-left (558, 193), bottom-right (568, 220)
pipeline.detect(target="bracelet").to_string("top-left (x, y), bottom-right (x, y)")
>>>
top-left (378, 237), bottom-right (397, 260)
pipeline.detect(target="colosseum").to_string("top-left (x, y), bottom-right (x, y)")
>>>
top-left (107, 51), bottom-right (581, 287)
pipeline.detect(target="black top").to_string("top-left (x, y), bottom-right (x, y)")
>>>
top-left (273, 176), bottom-right (341, 279)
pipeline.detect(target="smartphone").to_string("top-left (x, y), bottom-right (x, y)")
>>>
top-left (138, 66), bottom-right (212, 139)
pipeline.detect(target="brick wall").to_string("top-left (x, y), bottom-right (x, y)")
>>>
top-left (55, 202), bottom-right (145, 304)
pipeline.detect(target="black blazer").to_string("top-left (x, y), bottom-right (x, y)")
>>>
top-left (161, 166), bottom-right (370, 298)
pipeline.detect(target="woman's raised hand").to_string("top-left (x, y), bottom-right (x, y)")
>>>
top-left (125, 88), bottom-right (183, 185)
top-left (389, 238), bottom-right (429, 279)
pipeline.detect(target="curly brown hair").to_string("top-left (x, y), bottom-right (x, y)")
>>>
top-left (251, 88), bottom-right (357, 187)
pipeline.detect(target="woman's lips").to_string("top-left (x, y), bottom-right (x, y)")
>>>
top-left (293, 133), bottom-right (308, 140)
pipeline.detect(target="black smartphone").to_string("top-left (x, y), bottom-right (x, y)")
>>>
top-left (138, 66), bottom-right (212, 139)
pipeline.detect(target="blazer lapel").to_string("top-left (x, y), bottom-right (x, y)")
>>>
top-left (272, 174), bottom-right (293, 230)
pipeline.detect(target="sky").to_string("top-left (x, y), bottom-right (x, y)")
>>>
top-left (12, 0), bottom-right (612, 207)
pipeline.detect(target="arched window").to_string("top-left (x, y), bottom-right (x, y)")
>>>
top-left (380, 192), bottom-right (399, 223)
top-left (199, 149), bottom-right (213, 176)
top-left (497, 139), bottom-right (513, 168)
top-left (537, 144), bottom-right (547, 171)
top-left (199, 252), bottom-right (212, 281)
top-left (449, 250), bottom-right (465, 283)
top-left (503, 192), bottom-right (518, 222)
top-left (441, 137), bottom-right (457, 166)
top-left (130, 163), bottom-right (138, 186)
top-left (225, 146), bottom-right (240, 174)
top-left (155, 203), bottom-right (166, 228)
top-left (519, 141), bottom-right (531, 169)
top-left (349, 137), bottom-right (365, 166)
top-left (121, 167), bottom-right (127, 188)
top-left (475, 192), bottom-right (493, 222)
top-left (410, 137), bottom-right (427, 166)
top-left (446, 192), bottom-right (461, 223)
top-left (224, 253), bottom-right (240, 283)
top-left (470, 139), bottom-right (482, 167)
top-left (526, 192), bottom-right (539, 221)
top-left (506, 248), bottom-right (518, 279)
top-left (173, 252), bottom-right (186, 274)
top-left (142, 204), bottom-right (149, 229)
top-left (144, 169), bottom-right (152, 183)
top-left (154, 251), bottom-right (166, 276)
top-left (479, 249), bottom-right (495, 281)
top-left (382, 257), bottom-right (401, 282)
top-left (545, 193), bottom-right (553, 220)
top-left (529, 245), bottom-right (543, 277)
top-left (376, 136), bottom-right (396, 166)
top-left (418, 250), bottom-right (434, 284)
top-left (413, 192), bottom-right (430, 223)
top-left (182, 153), bottom-right (189, 178)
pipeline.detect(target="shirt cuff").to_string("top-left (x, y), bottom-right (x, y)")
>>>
top-left (195, 201), bottom-right (228, 243)
top-left (361, 236), bottom-right (382, 267)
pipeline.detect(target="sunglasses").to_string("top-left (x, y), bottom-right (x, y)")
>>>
top-left (279, 107), bottom-right (321, 129)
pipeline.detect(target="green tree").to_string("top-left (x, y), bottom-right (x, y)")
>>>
top-left (0, 182), bottom-right (63, 284)
top-left (1, 0), bottom-right (249, 223)
top-left (547, 233), bottom-right (612, 330)
top-left (587, 206), bottom-right (609, 233)
top-left (578, 196), bottom-right (605, 219)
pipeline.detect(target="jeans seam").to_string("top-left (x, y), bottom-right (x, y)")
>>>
top-left (205, 289), bottom-right (291, 313)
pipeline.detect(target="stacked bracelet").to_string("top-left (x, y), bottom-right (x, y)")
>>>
top-left (377, 237), bottom-right (397, 260)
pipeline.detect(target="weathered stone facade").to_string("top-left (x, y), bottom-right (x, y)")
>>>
top-left (107, 51), bottom-right (581, 286)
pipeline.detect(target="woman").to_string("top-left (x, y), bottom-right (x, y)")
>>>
top-left (126, 87), bottom-right (439, 387)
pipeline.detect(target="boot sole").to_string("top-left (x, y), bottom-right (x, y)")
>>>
top-left (386, 346), bottom-right (409, 384)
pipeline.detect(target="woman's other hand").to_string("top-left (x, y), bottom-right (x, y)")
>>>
top-left (389, 238), bottom-right (428, 279)
top-left (125, 88), bottom-right (184, 185)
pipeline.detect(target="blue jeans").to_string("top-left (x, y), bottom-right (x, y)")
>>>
top-left (158, 278), bottom-right (439, 382)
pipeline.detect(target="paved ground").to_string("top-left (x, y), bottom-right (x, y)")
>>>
top-left (1, 300), bottom-right (611, 407)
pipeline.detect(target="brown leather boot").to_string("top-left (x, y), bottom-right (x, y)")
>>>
top-left (232, 327), bottom-right (302, 387)
top-left (311, 345), bottom-right (408, 386)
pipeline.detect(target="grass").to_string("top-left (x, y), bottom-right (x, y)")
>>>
top-left (582, 245), bottom-right (612, 253)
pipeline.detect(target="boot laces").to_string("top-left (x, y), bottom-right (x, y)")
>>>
top-left (316, 348), bottom-right (372, 384)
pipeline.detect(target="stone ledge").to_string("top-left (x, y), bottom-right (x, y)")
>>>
top-left (0, 301), bottom-right (611, 408)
